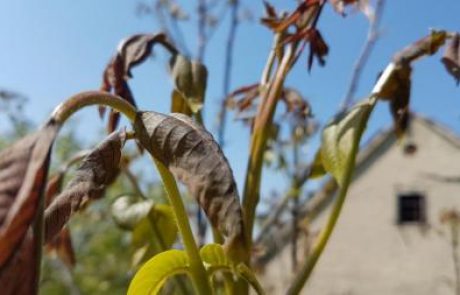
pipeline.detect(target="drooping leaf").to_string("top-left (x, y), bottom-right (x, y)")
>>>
top-left (133, 204), bottom-right (177, 247)
top-left (111, 196), bottom-right (178, 267)
top-left (127, 249), bottom-right (190, 295)
top-left (169, 55), bottom-right (208, 113)
top-left (307, 29), bottom-right (329, 71)
top-left (373, 31), bottom-right (448, 137)
top-left (101, 33), bottom-right (178, 132)
top-left (134, 112), bottom-right (244, 244)
top-left (171, 89), bottom-right (192, 116)
top-left (45, 226), bottom-right (75, 269)
top-left (441, 33), bottom-right (460, 85)
top-left (131, 204), bottom-right (178, 267)
top-left (375, 63), bottom-right (412, 137)
top-left (0, 119), bottom-right (59, 268)
top-left (393, 30), bottom-right (447, 64)
top-left (200, 244), bottom-right (265, 295)
top-left (44, 172), bottom-right (76, 269)
top-left (320, 98), bottom-right (375, 187)
top-left (0, 230), bottom-right (37, 295)
top-left (44, 130), bottom-right (126, 243)
top-left (309, 150), bottom-right (326, 179)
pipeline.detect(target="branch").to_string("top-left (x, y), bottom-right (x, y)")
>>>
top-left (340, 0), bottom-right (386, 110)
top-left (216, 0), bottom-right (240, 146)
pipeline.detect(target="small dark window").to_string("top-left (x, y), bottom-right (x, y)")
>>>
top-left (398, 193), bottom-right (426, 224)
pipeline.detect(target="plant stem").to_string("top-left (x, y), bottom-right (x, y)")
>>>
top-left (216, 0), bottom-right (239, 146)
top-left (286, 166), bottom-right (353, 295)
top-left (154, 158), bottom-right (213, 295)
top-left (340, 0), bottom-right (386, 110)
top-left (51, 91), bottom-right (137, 125)
top-left (286, 97), bottom-right (376, 295)
top-left (32, 153), bottom-right (51, 293)
top-left (242, 44), bottom-right (295, 256)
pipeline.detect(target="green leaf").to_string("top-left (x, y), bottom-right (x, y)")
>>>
top-left (131, 204), bottom-right (178, 267)
top-left (200, 244), bottom-right (231, 272)
top-left (127, 249), bottom-right (190, 295)
top-left (309, 150), bottom-right (326, 179)
top-left (111, 196), bottom-right (154, 230)
top-left (320, 98), bottom-right (375, 187)
top-left (169, 55), bottom-right (208, 113)
top-left (199, 244), bottom-right (265, 295)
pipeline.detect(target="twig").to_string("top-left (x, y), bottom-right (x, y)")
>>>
top-left (340, 0), bottom-right (386, 110)
top-left (217, 0), bottom-right (240, 146)
top-left (197, 0), bottom-right (207, 62)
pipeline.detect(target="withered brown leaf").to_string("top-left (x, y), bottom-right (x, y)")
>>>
top-left (101, 33), bottom-right (178, 132)
top-left (441, 33), bottom-right (460, 85)
top-left (133, 111), bottom-right (244, 243)
top-left (375, 31), bottom-right (448, 136)
top-left (44, 130), bottom-right (126, 242)
top-left (0, 230), bottom-right (38, 295)
top-left (0, 119), bottom-right (59, 268)
top-left (44, 172), bottom-right (75, 269)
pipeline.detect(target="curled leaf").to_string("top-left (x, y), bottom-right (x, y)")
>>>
top-left (127, 249), bottom-right (190, 295)
top-left (374, 63), bottom-right (412, 137)
top-left (393, 30), bottom-right (447, 64)
top-left (321, 98), bottom-right (375, 187)
top-left (131, 204), bottom-right (178, 267)
top-left (101, 33), bottom-right (178, 132)
top-left (0, 230), bottom-right (37, 295)
top-left (0, 119), bottom-right (59, 268)
top-left (307, 29), bottom-right (329, 71)
top-left (134, 112), bottom-right (244, 244)
top-left (200, 244), bottom-right (265, 295)
top-left (44, 130), bottom-right (126, 243)
top-left (171, 89), bottom-right (192, 116)
top-left (373, 31), bottom-right (448, 137)
top-left (169, 55), bottom-right (208, 113)
top-left (441, 33), bottom-right (460, 85)
top-left (44, 172), bottom-right (76, 269)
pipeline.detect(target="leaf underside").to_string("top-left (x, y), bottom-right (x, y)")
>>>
top-left (134, 111), bottom-right (244, 244)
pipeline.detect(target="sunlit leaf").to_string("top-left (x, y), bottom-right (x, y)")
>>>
top-left (127, 249), bottom-right (190, 295)
top-left (200, 244), bottom-right (265, 295)
top-left (169, 55), bottom-right (208, 113)
top-left (309, 150), bottom-right (326, 179)
top-left (131, 204), bottom-right (178, 267)
top-left (134, 112), bottom-right (244, 244)
top-left (171, 89), bottom-right (192, 116)
top-left (320, 98), bottom-right (375, 187)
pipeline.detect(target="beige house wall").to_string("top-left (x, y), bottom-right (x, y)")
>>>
top-left (261, 118), bottom-right (460, 295)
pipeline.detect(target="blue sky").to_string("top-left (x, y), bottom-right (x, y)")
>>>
top-left (0, 0), bottom-right (459, 202)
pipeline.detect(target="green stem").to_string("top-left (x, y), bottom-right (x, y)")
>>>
top-left (242, 44), bottom-right (295, 257)
top-left (154, 158), bottom-right (213, 295)
top-left (286, 97), bottom-right (377, 295)
top-left (286, 179), bottom-right (352, 295)
top-left (51, 91), bottom-right (137, 125)
top-left (149, 213), bottom-right (190, 295)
